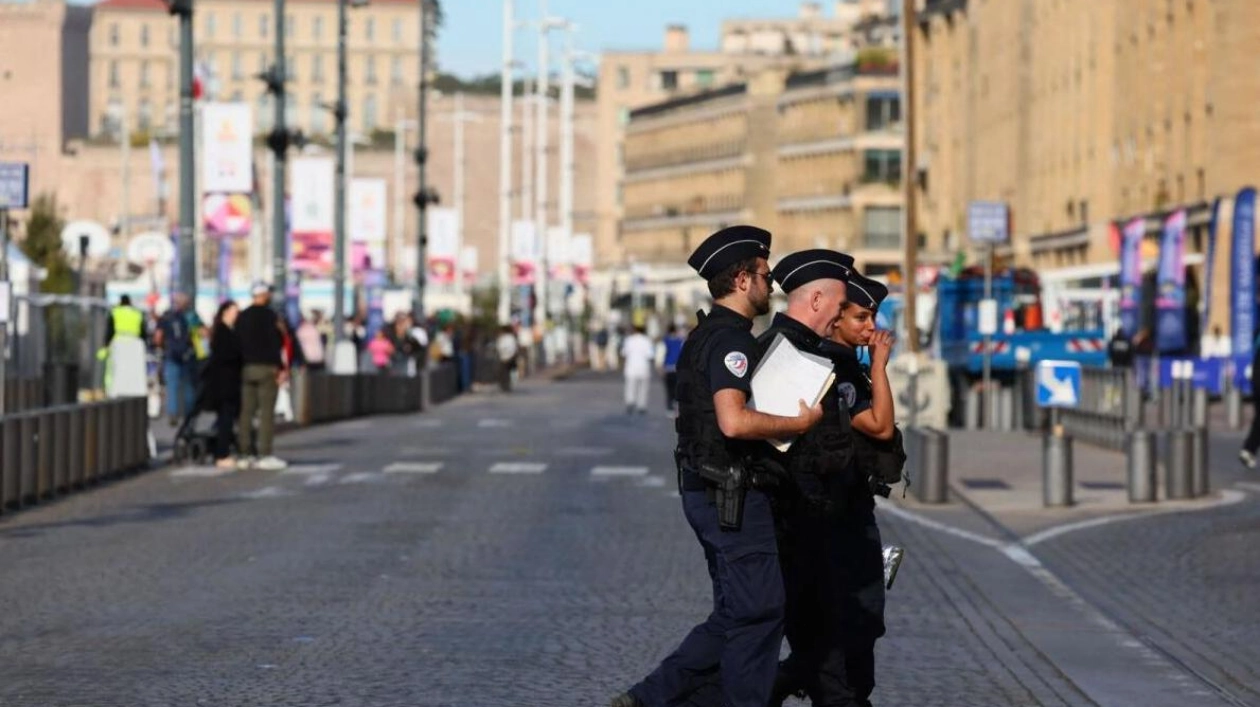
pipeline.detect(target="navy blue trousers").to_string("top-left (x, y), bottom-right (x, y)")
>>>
top-left (631, 488), bottom-right (785, 707)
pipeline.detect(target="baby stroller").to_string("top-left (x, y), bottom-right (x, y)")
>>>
top-left (171, 381), bottom-right (220, 465)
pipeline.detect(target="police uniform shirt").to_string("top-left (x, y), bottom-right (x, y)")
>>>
top-left (701, 305), bottom-right (758, 398)
top-left (827, 343), bottom-right (873, 419)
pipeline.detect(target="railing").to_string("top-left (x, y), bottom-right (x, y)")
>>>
top-left (1057, 367), bottom-right (1142, 451)
top-left (0, 397), bottom-right (149, 513)
top-left (624, 140), bottom-right (745, 173)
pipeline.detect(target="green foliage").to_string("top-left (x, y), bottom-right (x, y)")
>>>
top-left (432, 72), bottom-right (597, 100)
top-left (469, 284), bottom-right (501, 332)
top-left (856, 47), bottom-right (898, 72)
top-left (19, 193), bottom-right (75, 294)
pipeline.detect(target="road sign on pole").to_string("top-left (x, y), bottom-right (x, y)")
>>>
top-left (1036, 360), bottom-right (1083, 408)
top-left (968, 201), bottom-right (1009, 244)
top-left (0, 162), bottom-right (30, 209)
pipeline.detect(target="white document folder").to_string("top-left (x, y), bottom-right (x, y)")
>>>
top-left (747, 333), bottom-right (836, 452)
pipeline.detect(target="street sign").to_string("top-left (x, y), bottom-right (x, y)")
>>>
top-left (977, 298), bottom-right (998, 335)
top-left (968, 200), bottom-right (1009, 244)
top-left (1036, 360), bottom-right (1082, 408)
top-left (0, 162), bottom-right (30, 209)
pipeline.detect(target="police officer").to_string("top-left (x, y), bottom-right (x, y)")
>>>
top-left (610, 226), bottom-right (824, 707)
top-left (779, 272), bottom-right (895, 707)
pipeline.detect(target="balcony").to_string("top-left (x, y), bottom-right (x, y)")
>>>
top-left (621, 194), bottom-right (745, 232)
top-left (624, 140), bottom-right (746, 175)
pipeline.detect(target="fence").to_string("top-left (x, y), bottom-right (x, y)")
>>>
top-left (1057, 367), bottom-right (1141, 450)
top-left (292, 363), bottom-right (460, 426)
top-left (0, 397), bottom-right (149, 512)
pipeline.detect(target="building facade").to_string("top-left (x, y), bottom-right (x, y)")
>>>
top-left (619, 62), bottom-right (903, 275)
top-left (90, 0), bottom-right (423, 141)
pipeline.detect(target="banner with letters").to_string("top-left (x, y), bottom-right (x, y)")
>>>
top-left (459, 246), bottom-right (478, 286)
top-left (547, 227), bottom-right (572, 282)
top-left (349, 178), bottom-right (387, 274)
top-left (511, 220), bottom-right (538, 286)
top-left (427, 207), bottom-right (460, 285)
top-left (570, 233), bottom-right (593, 286)
top-left (1232, 187), bottom-right (1257, 356)
top-left (1118, 217), bottom-right (1145, 338)
top-left (1155, 209), bottom-right (1188, 352)
top-left (201, 102), bottom-right (252, 194)
top-left (290, 157), bottom-right (335, 276)
top-left (202, 192), bottom-right (253, 237)
top-left (1202, 197), bottom-right (1222, 344)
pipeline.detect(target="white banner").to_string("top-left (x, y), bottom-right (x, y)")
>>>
top-left (290, 157), bottom-right (335, 232)
top-left (460, 245), bottom-right (478, 282)
top-left (511, 221), bottom-right (537, 262)
top-left (201, 102), bottom-right (253, 193)
top-left (349, 178), bottom-right (387, 242)
top-left (428, 207), bottom-right (460, 257)
top-left (547, 227), bottom-right (571, 265)
top-left (570, 233), bottom-right (593, 267)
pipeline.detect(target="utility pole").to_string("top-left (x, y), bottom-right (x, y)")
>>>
top-left (497, 0), bottom-right (515, 325)
top-left (332, 0), bottom-right (349, 344)
top-left (901, 0), bottom-right (918, 353)
top-left (271, 0), bottom-right (288, 312)
top-left (168, 0), bottom-right (196, 300)
top-left (533, 3), bottom-right (552, 349)
top-left (413, 0), bottom-right (438, 322)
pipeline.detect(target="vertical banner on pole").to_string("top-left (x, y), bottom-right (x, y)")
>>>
top-left (547, 227), bottom-right (572, 282)
top-left (1155, 209), bottom-right (1188, 353)
top-left (290, 157), bottom-right (335, 276)
top-left (571, 233), bottom-right (593, 286)
top-left (201, 103), bottom-right (253, 193)
top-left (427, 207), bottom-right (459, 286)
top-left (364, 269), bottom-right (386, 341)
top-left (511, 220), bottom-right (537, 286)
top-left (1118, 217), bottom-right (1146, 338)
top-left (1231, 187), bottom-right (1257, 359)
top-left (1201, 197), bottom-right (1222, 346)
top-left (459, 246), bottom-right (479, 287)
top-left (349, 178), bottom-right (387, 274)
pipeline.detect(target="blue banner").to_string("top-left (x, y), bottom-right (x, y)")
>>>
top-left (1231, 187), bottom-right (1256, 357)
top-left (1155, 209), bottom-right (1188, 352)
top-left (1118, 217), bottom-right (1144, 337)
top-left (364, 269), bottom-right (387, 342)
top-left (1157, 356), bottom-right (1225, 395)
top-left (1201, 198), bottom-right (1222, 345)
top-left (285, 272), bottom-right (302, 327)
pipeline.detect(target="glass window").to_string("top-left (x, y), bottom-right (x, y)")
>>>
top-left (393, 18), bottom-right (403, 42)
top-left (287, 14), bottom-right (294, 38)
top-left (391, 56), bottom-right (403, 86)
top-left (140, 60), bottom-right (150, 88)
top-left (286, 54), bottom-right (295, 80)
top-left (109, 23), bottom-right (120, 46)
top-left (109, 60), bottom-right (120, 88)
top-left (314, 16), bottom-right (323, 40)
top-left (616, 66), bottom-right (629, 89)
top-left (311, 92), bottom-right (325, 134)
top-left (312, 54), bottom-right (324, 83)
top-left (230, 90), bottom-right (243, 102)
top-left (257, 94), bottom-right (273, 131)
top-left (231, 54), bottom-right (242, 80)
top-left (137, 99), bottom-right (152, 132)
top-left (862, 149), bottom-right (902, 183)
top-left (140, 24), bottom-right (149, 47)
top-left (232, 12), bottom-right (242, 38)
top-left (366, 18), bottom-right (375, 41)
top-left (258, 52), bottom-right (268, 73)
top-left (695, 69), bottom-right (715, 88)
top-left (366, 56), bottom-right (377, 85)
top-left (363, 94), bottom-right (378, 131)
top-left (863, 206), bottom-right (902, 250)
top-left (864, 94), bottom-right (901, 131)
top-left (259, 15), bottom-right (269, 39)
top-left (204, 14), bottom-right (215, 39)
top-left (660, 70), bottom-right (678, 91)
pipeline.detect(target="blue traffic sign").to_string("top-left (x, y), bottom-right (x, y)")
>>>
top-left (0, 162), bottom-right (30, 209)
top-left (1036, 360), bottom-right (1082, 408)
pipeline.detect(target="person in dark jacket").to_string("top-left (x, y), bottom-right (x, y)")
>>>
top-left (201, 301), bottom-right (243, 469)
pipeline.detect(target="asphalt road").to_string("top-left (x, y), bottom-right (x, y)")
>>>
top-left (0, 371), bottom-right (1257, 706)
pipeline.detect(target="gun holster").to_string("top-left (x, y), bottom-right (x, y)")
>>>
top-left (696, 463), bottom-right (748, 532)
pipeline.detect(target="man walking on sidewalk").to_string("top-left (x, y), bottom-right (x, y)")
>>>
top-left (236, 282), bottom-right (288, 471)
top-left (621, 325), bottom-right (655, 414)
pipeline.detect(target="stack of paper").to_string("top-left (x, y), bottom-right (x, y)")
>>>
top-left (747, 333), bottom-right (836, 452)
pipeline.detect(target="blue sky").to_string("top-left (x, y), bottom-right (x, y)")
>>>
top-left (438, 0), bottom-right (821, 78)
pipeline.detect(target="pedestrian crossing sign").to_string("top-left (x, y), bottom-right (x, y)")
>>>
top-left (1035, 360), bottom-right (1082, 408)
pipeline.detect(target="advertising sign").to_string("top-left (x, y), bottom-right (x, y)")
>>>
top-left (1232, 187), bottom-right (1256, 358)
top-left (511, 220), bottom-right (537, 286)
top-left (202, 193), bottom-right (253, 237)
top-left (349, 178), bottom-right (387, 273)
top-left (0, 162), bottom-right (30, 209)
top-left (547, 227), bottom-right (571, 281)
top-left (290, 157), bottom-right (335, 276)
top-left (460, 245), bottom-right (478, 285)
top-left (1118, 217), bottom-right (1145, 338)
top-left (201, 102), bottom-right (253, 194)
top-left (1155, 209), bottom-right (1188, 352)
top-left (967, 201), bottom-right (1009, 244)
top-left (427, 207), bottom-right (459, 285)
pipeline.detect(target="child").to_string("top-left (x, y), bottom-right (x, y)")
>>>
top-left (367, 329), bottom-right (395, 374)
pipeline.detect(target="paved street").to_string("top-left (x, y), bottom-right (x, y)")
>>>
top-left (1, 372), bottom-right (1259, 706)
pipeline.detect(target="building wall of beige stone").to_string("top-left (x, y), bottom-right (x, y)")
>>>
top-left (0, 0), bottom-right (69, 182)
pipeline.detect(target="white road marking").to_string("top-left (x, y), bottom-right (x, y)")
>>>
top-left (1236, 481), bottom-right (1260, 494)
top-left (239, 486), bottom-right (294, 499)
top-left (478, 419), bottom-right (513, 428)
top-left (637, 476), bottom-right (668, 488)
top-left (591, 466), bottom-right (650, 477)
top-left (340, 472), bottom-right (386, 484)
top-left (414, 419), bottom-right (445, 428)
top-left (1022, 489), bottom-right (1248, 547)
top-left (170, 466), bottom-right (233, 478)
top-left (873, 496), bottom-right (1005, 549)
top-left (281, 463), bottom-right (344, 476)
top-left (304, 473), bottom-right (333, 487)
top-left (396, 446), bottom-right (453, 456)
top-left (384, 462), bottom-right (444, 474)
top-left (489, 462), bottom-right (547, 474)
top-left (556, 446), bottom-right (614, 457)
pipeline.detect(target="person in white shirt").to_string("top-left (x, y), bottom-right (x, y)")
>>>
top-left (620, 325), bottom-right (656, 415)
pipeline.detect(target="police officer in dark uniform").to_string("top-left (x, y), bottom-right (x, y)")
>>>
top-left (610, 226), bottom-right (824, 707)
top-left (777, 272), bottom-right (896, 707)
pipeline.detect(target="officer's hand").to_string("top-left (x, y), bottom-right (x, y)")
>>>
top-left (797, 398), bottom-right (824, 432)
top-left (869, 330), bottom-right (895, 368)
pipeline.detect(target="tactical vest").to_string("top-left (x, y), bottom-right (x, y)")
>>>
top-left (756, 316), bottom-right (854, 482)
top-left (675, 310), bottom-right (756, 470)
top-left (111, 306), bottom-right (144, 338)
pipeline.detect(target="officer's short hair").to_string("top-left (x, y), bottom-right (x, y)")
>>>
top-left (119, 295), bottom-right (132, 306)
top-left (707, 256), bottom-right (759, 300)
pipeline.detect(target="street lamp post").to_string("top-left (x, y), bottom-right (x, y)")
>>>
top-left (271, 0), bottom-right (288, 313)
top-left (166, 0), bottom-right (196, 301)
top-left (497, 0), bottom-right (514, 324)
top-left (331, 0), bottom-right (352, 346)
top-left (413, 0), bottom-right (439, 322)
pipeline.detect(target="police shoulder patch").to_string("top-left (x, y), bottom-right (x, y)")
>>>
top-left (723, 351), bottom-right (749, 378)
top-left (837, 382), bottom-right (857, 409)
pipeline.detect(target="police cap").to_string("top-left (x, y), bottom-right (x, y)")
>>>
top-left (687, 225), bottom-right (772, 280)
top-left (771, 249), bottom-right (854, 294)
top-left (846, 272), bottom-right (889, 312)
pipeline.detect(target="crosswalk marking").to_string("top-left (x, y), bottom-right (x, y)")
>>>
top-left (489, 462), bottom-right (547, 474)
top-left (170, 466), bottom-right (233, 478)
top-left (281, 463), bottom-right (344, 476)
top-left (384, 462), bottom-right (444, 474)
top-left (304, 473), bottom-right (334, 487)
top-left (239, 486), bottom-right (294, 499)
top-left (557, 446), bottom-right (614, 457)
top-left (396, 446), bottom-right (453, 456)
top-left (591, 466), bottom-right (650, 477)
top-left (478, 419), bottom-right (513, 428)
top-left (636, 476), bottom-right (668, 488)
top-left (339, 472), bottom-right (386, 484)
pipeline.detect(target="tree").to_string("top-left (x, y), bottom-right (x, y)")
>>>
top-left (19, 193), bottom-right (75, 294)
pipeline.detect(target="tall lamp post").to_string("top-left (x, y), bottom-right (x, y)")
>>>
top-left (412, 0), bottom-right (441, 322)
top-left (166, 0), bottom-right (196, 301)
top-left (497, 0), bottom-right (515, 324)
top-left (331, 0), bottom-right (368, 346)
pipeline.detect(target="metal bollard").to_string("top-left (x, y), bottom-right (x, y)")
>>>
top-left (1126, 430), bottom-right (1157, 503)
top-left (1043, 429), bottom-right (1074, 507)
top-left (997, 387), bottom-right (1014, 431)
top-left (1227, 389), bottom-right (1243, 430)
top-left (964, 387), bottom-right (981, 430)
top-left (915, 428), bottom-right (949, 504)
top-left (1191, 426), bottom-right (1210, 498)
top-left (1165, 428), bottom-right (1194, 500)
top-left (1191, 388), bottom-right (1208, 429)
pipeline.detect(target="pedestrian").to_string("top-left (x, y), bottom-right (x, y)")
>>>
top-left (103, 294), bottom-right (149, 398)
top-left (235, 282), bottom-right (288, 471)
top-left (388, 314), bottom-right (424, 376)
top-left (1107, 327), bottom-right (1134, 370)
top-left (620, 325), bottom-right (655, 414)
top-left (592, 326), bottom-right (610, 371)
top-left (153, 292), bottom-right (205, 426)
top-left (773, 271), bottom-right (895, 707)
top-left (660, 324), bottom-right (686, 413)
top-left (368, 328), bottom-right (396, 374)
top-left (201, 301), bottom-right (243, 469)
top-left (495, 324), bottom-right (520, 392)
top-left (609, 225), bottom-right (823, 707)
top-left (1240, 331), bottom-right (1260, 470)
top-left (295, 311), bottom-right (326, 371)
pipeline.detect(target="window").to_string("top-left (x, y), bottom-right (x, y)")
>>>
top-left (232, 12), bottom-right (242, 38)
top-left (260, 15), bottom-right (269, 39)
top-left (257, 94), bottom-right (273, 131)
top-left (393, 18), bottom-right (403, 42)
top-left (205, 13), bottom-right (215, 39)
top-left (258, 52), bottom-right (268, 73)
top-left (231, 53), bottom-right (242, 80)
top-left (862, 149), bottom-right (902, 183)
top-left (363, 94), bottom-right (378, 131)
top-left (287, 14), bottom-right (294, 38)
top-left (660, 70), bottom-right (678, 91)
top-left (391, 56), bottom-right (403, 86)
top-left (365, 17), bottom-right (375, 41)
top-left (864, 94), bottom-right (901, 131)
top-left (109, 23), bottom-right (119, 46)
top-left (366, 56), bottom-right (377, 85)
top-left (230, 90), bottom-right (243, 102)
top-left (695, 69), bottom-right (715, 88)
top-left (312, 54), bottom-right (324, 83)
top-left (863, 206), bottom-right (902, 250)
top-left (137, 99), bottom-right (153, 132)
top-left (311, 92), bottom-right (325, 134)
top-left (140, 61), bottom-right (150, 88)
top-left (313, 16), bottom-right (323, 40)
top-left (285, 54), bottom-right (295, 81)
top-left (616, 66), bottom-right (630, 89)
top-left (140, 24), bottom-right (149, 47)
top-left (109, 60), bottom-right (120, 88)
